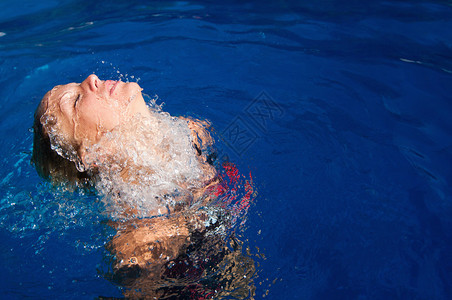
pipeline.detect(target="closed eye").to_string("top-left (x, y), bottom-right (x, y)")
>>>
top-left (74, 94), bottom-right (81, 108)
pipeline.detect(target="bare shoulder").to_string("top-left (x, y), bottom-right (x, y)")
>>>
top-left (179, 116), bottom-right (214, 149)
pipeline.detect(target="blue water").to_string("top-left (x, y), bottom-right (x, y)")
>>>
top-left (1, 0), bottom-right (452, 299)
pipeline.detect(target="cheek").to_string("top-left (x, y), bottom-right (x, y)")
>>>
top-left (73, 112), bottom-right (96, 141)
top-left (78, 110), bottom-right (98, 128)
top-left (100, 113), bottom-right (122, 130)
top-left (79, 105), bottom-right (122, 133)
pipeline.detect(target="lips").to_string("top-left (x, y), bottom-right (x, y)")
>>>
top-left (106, 80), bottom-right (119, 96)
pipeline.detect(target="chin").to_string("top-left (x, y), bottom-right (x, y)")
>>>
top-left (127, 82), bottom-right (142, 93)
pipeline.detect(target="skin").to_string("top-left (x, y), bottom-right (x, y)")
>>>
top-left (40, 74), bottom-right (215, 174)
top-left (38, 73), bottom-right (218, 191)
top-left (38, 74), bottom-right (221, 290)
top-left (41, 74), bottom-right (150, 160)
top-left (35, 75), bottom-right (255, 297)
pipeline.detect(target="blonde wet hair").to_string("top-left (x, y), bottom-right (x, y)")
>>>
top-left (32, 85), bottom-right (215, 193)
top-left (32, 89), bottom-right (94, 186)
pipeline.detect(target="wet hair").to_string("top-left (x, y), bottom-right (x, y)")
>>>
top-left (31, 88), bottom-right (212, 190)
top-left (31, 92), bottom-right (93, 187)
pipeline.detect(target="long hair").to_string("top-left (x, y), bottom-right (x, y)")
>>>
top-left (31, 92), bottom-right (92, 187)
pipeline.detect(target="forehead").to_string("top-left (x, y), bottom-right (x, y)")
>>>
top-left (49, 83), bottom-right (80, 100)
top-left (44, 83), bottom-right (79, 110)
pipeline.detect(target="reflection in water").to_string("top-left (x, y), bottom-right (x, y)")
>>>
top-left (79, 106), bottom-right (257, 298)
top-left (104, 210), bottom-right (256, 299)
top-left (33, 95), bottom-right (257, 298)
top-left (88, 110), bottom-right (258, 298)
top-left (101, 161), bottom-right (257, 299)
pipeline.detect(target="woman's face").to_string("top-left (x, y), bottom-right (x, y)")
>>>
top-left (42, 74), bottom-right (149, 148)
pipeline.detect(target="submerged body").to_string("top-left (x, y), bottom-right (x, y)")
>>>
top-left (32, 74), bottom-right (255, 298)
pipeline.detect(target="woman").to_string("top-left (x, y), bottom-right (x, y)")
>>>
top-left (32, 74), bottom-right (256, 299)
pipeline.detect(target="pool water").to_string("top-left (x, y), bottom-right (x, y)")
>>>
top-left (1, 0), bottom-right (452, 299)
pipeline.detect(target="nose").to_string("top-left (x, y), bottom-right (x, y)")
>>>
top-left (82, 74), bottom-right (100, 92)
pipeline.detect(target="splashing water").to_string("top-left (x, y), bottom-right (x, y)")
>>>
top-left (85, 107), bottom-right (209, 219)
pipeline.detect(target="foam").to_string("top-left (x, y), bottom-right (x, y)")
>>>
top-left (84, 108), bottom-right (208, 219)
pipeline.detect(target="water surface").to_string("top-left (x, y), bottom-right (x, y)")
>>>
top-left (1, 0), bottom-right (452, 299)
